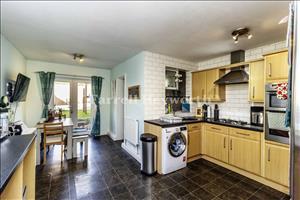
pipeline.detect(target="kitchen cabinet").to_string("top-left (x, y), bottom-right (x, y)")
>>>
top-left (265, 141), bottom-right (290, 186)
top-left (249, 60), bottom-right (264, 102)
top-left (187, 123), bottom-right (201, 159)
top-left (265, 51), bottom-right (289, 82)
top-left (228, 128), bottom-right (261, 175)
top-left (204, 124), bottom-right (228, 163)
top-left (192, 71), bottom-right (206, 101)
top-left (1, 140), bottom-right (36, 200)
top-left (192, 69), bottom-right (225, 102)
top-left (206, 69), bottom-right (225, 101)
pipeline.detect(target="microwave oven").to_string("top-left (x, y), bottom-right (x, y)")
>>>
top-left (265, 83), bottom-right (287, 112)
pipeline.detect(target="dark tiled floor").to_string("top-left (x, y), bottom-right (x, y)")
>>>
top-left (36, 136), bottom-right (290, 200)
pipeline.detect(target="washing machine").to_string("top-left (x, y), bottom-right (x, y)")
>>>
top-left (161, 125), bottom-right (188, 174)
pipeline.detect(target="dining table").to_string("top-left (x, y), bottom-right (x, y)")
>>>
top-left (36, 118), bottom-right (74, 165)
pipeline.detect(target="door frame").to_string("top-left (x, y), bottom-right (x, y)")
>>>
top-left (53, 76), bottom-right (91, 128)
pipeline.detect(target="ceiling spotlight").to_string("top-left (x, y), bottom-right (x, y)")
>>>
top-left (73, 54), bottom-right (85, 63)
top-left (247, 34), bottom-right (253, 39)
top-left (231, 27), bottom-right (252, 43)
top-left (279, 15), bottom-right (288, 24)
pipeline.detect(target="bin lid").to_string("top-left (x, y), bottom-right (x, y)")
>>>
top-left (140, 133), bottom-right (157, 142)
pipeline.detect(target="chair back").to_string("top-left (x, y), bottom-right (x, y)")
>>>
top-left (43, 122), bottom-right (64, 136)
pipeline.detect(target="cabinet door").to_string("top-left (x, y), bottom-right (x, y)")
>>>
top-left (249, 60), bottom-right (264, 102)
top-left (192, 71), bottom-right (206, 101)
top-left (205, 130), bottom-right (228, 163)
top-left (265, 51), bottom-right (288, 82)
top-left (188, 130), bottom-right (201, 158)
top-left (192, 72), bottom-right (200, 100)
top-left (229, 136), bottom-right (261, 175)
top-left (206, 69), bottom-right (225, 102)
top-left (265, 143), bottom-right (290, 186)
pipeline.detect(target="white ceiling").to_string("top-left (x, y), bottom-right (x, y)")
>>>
top-left (1, 1), bottom-right (289, 69)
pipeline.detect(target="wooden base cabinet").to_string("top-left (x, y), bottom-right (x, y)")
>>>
top-left (204, 130), bottom-right (228, 163)
top-left (229, 136), bottom-right (261, 175)
top-left (0, 140), bottom-right (36, 200)
top-left (265, 142), bottom-right (290, 187)
top-left (228, 128), bottom-right (261, 175)
top-left (187, 124), bottom-right (202, 159)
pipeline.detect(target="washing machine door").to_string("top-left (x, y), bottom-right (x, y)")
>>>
top-left (168, 132), bottom-right (187, 157)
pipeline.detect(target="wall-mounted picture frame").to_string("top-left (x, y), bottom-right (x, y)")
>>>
top-left (196, 107), bottom-right (203, 117)
top-left (128, 85), bottom-right (140, 99)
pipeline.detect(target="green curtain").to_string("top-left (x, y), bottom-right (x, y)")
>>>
top-left (38, 72), bottom-right (56, 118)
top-left (91, 76), bottom-right (103, 136)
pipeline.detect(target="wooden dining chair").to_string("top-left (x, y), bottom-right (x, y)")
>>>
top-left (43, 122), bottom-right (65, 164)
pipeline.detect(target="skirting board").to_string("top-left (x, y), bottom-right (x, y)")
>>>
top-left (121, 142), bottom-right (141, 164)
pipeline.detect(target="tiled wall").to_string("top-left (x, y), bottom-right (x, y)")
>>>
top-left (143, 41), bottom-right (286, 122)
top-left (194, 41), bottom-right (287, 122)
top-left (144, 51), bottom-right (197, 120)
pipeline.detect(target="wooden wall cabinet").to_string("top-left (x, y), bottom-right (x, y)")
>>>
top-left (206, 69), bottom-right (225, 101)
top-left (187, 123), bottom-right (202, 159)
top-left (228, 128), bottom-right (261, 175)
top-left (265, 51), bottom-right (289, 82)
top-left (192, 71), bottom-right (206, 101)
top-left (192, 69), bottom-right (225, 102)
top-left (264, 142), bottom-right (290, 186)
top-left (249, 60), bottom-right (264, 102)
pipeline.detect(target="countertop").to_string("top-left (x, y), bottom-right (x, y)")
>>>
top-left (0, 133), bottom-right (36, 193)
top-left (144, 118), bottom-right (264, 132)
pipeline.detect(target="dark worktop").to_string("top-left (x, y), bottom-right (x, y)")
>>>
top-left (0, 133), bottom-right (36, 193)
top-left (144, 118), bottom-right (264, 132)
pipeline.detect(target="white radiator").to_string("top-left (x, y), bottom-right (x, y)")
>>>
top-left (124, 118), bottom-right (139, 146)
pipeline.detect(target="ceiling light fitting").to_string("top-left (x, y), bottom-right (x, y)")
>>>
top-left (231, 27), bottom-right (252, 44)
top-left (73, 54), bottom-right (84, 63)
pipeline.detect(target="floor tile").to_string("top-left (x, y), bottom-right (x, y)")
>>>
top-left (192, 187), bottom-right (215, 200)
top-left (190, 175), bottom-right (210, 186)
top-left (203, 182), bottom-right (227, 196)
top-left (35, 136), bottom-right (288, 200)
top-left (168, 184), bottom-right (190, 199)
top-left (108, 183), bottom-right (129, 197)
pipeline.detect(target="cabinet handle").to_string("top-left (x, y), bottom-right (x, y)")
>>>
top-left (230, 139), bottom-right (232, 150)
top-left (188, 134), bottom-right (190, 145)
top-left (268, 63), bottom-right (272, 77)
top-left (223, 137), bottom-right (226, 148)
top-left (202, 89), bottom-right (204, 98)
top-left (214, 87), bottom-right (216, 98)
top-left (211, 127), bottom-right (221, 131)
top-left (268, 147), bottom-right (271, 161)
top-left (252, 87), bottom-right (255, 98)
top-left (236, 132), bottom-right (250, 137)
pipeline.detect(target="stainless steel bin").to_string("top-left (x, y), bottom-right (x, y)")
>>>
top-left (140, 133), bottom-right (157, 176)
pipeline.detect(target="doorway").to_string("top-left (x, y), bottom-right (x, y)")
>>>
top-left (112, 76), bottom-right (125, 141)
top-left (53, 78), bottom-right (92, 130)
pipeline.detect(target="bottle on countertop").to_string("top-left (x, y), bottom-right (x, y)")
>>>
top-left (214, 104), bottom-right (219, 121)
top-left (202, 104), bottom-right (208, 120)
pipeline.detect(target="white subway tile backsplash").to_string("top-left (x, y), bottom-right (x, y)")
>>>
top-left (194, 41), bottom-right (285, 122)
top-left (144, 41), bottom-right (284, 121)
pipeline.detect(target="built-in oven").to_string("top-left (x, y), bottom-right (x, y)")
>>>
top-left (265, 83), bottom-right (289, 144)
top-left (265, 83), bottom-right (288, 111)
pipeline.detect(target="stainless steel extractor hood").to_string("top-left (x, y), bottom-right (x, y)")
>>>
top-left (214, 50), bottom-right (249, 85)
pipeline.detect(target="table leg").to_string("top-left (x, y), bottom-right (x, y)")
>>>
top-left (66, 126), bottom-right (73, 160)
top-left (36, 130), bottom-right (41, 165)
